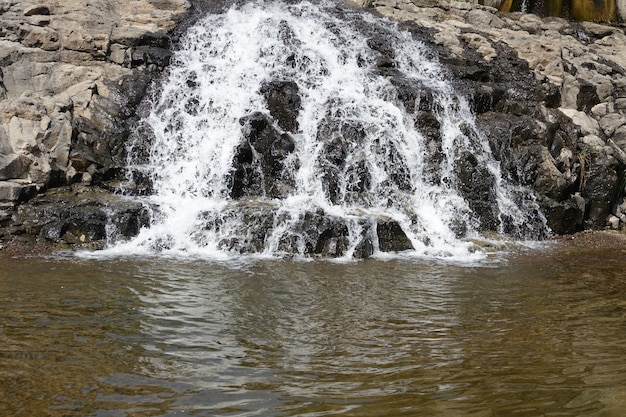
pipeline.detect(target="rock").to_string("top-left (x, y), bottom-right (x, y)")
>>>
top-left (231, 112), bottom-right (298, 199)
top-left (0, 0), bottom-right (190, 191)
top-left (260, 80), bottom-right (301, 132)
top-left (607, 214), bottom-right (620, 229)
top-left (377, 219), bottom-right (414, 252)
top-left (11, 186), bottom-right (150, 246)
top-left (2, 0), bottom-right (626, 252)
top-left (23, 5), bottom-right (50, 16)
top-left (0, 180), bottom-right (37, 206)
top-left (353, 234), bottom-right (375, 259)
top-left (599, 113), bottom-right (626, 137)
top-left (454, 150), bottom-right (499, 231)
top-left (0, 0), bottom-right (190, 247)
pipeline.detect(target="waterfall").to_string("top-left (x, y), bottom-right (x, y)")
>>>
top-left (111, 0), bottom-right (547, 261)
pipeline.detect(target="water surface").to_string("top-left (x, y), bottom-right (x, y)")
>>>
top-left (1, 243), bottom-right (626, 416)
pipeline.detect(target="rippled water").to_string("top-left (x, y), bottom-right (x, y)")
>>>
top-left (2, 244), bottom-right (626, 416)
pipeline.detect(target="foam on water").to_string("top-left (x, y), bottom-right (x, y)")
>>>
top-left (104, 0), bottom-right (547, 262)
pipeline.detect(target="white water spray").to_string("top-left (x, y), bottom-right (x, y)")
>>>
top-left (110, 1), bottom-right (546, 261)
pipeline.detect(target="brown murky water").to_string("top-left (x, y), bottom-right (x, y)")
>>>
top-left (2, 238), bottom-right (626, 416)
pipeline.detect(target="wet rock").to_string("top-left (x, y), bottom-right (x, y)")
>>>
top-left (11, 186), bottom-right (150, 246)
top-left (353, 234), bottom-right (375, 259)
top-left (365, 0), bottom-right (626, 234)
top-left (231, 112), bottom-right (298, 199)
top-left (377, 220), bottom-right (414, 252)
top-left (260, 80), bottom-right (301, 132)
top-left (305, 214), bottom-right (350, 257)
top-left (454, 150), bottom-right (499, 231)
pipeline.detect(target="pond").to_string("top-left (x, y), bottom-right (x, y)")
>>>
top-left (1, 236), bottom-right (626, 416)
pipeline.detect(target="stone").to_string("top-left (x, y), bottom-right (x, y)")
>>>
top-left (454, 150), bottom-right (499, 231)
top-left (1, 0), bottom-right (626, 253)
top-left (559, 108), bottom-right (600, 136)
top-left (0, 180), bottom-right (37, 204)
top-left (599, 114), bottom-right (626, 137)
top-left (23, 5), bottom-right (50, 16)
top-left (377, 220), bottom-right (414, 252)
top-left (0, 154), bottom-right (31, 180)
top-left (12, 186), bottom-right (151, 246)
top-left (260, 80), bottom-right (301, 133)
top-left (607, 214), bottom-right (620, 229)
top-left (465, 9), bottom-right (505, 29)
top-left (231, 112), bottom-right (298, 199)
top-left (579, 22), bottom-right (619, 39)
top-left (613, 125), bottom-right (626, 151)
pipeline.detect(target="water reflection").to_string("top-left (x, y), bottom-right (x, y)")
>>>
top-left (1, 249), bottom-right (626, 416)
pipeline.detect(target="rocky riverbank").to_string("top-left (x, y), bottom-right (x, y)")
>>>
top-left (1, 0), bottom-right (625, 251)
top-left (0, 0), bottom-right (190, 247)
top-left (356, 0), bottom-right (626, 235)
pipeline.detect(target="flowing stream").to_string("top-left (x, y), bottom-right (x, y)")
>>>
top-left (110, 0), bottom-right (547, 261)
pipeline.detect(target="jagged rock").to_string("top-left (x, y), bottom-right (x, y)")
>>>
top-left (231, 112), bottom-right (298, 199)
top-left (0, 0), bottom-right (190, 190)
top-left (0, 0), bottom-right (189, 247)
top-left (377, 220), bottom-right (414, 252)
top-left (454, 150), bottom-right (499, 231)
top-left (2, 0), bottom-right (626, 252)
top-left (353, 235), bottom-right (375, 259)
top-left (260, 80), bottom-right (301, 133)
top-left (11, 186), bottom-right (150, 246)
top-left (0, 180), bottom-right (37, 206)
top-left (364, 0), bottom-right (626, 233)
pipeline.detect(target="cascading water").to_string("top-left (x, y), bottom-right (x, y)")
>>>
top-left (112, 0), bottom-right (547, 260)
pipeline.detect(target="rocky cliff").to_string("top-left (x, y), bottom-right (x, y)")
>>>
top-left (0, 0), bottom-right (189, 248)
top-left (356, 0), bottom-right (626, 234)
top-left (1, 0), bottom-right (625, 250)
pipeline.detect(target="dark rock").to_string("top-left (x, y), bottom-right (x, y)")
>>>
top-left (577, 81), bottom-right (601, 112)
top-left (11, 186), bottom-right (150, 246)
top-left (540, 193), bottom-right (586, 234)
top-left (23, 6), bottom-right (50, 16)
top-left (353, 235), bottom-right (374, 259)
top-left (231, 112), bottom-right (298, 198)
top-left (454, 150), bottom-right (499, 231)
top-left (260, 80), bottom-right (301, 132)
top-left (581, 157), bottom-right (620, 229)
top-left (377, 220), bottom-right (414, 252)
top-left (130, 46), bottom-right (174, 68)
top-left (300, 211), bottom-right (349, 257)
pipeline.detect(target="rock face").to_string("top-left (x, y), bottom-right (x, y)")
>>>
top-left (0, 0), bottom-right (189, 207)
top-left (2, 0), bottom-right (626, 251)
top-left (0, 0), bottom-right (189, 246)
top-left (362, 0), bottom-right (626, 233)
